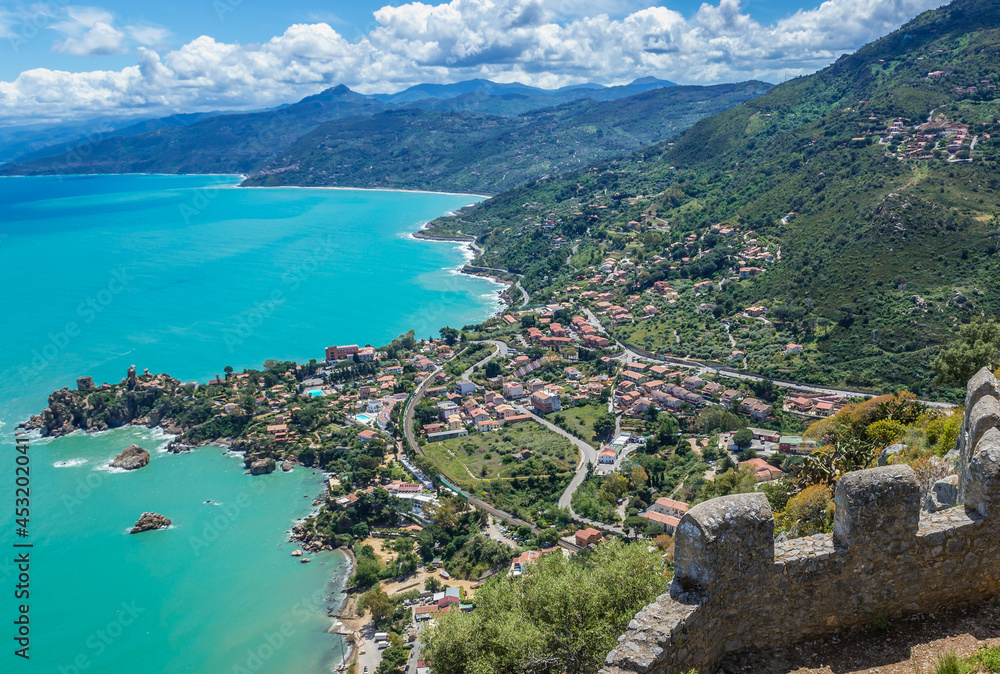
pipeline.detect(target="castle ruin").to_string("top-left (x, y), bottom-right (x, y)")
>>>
top-left (601, 367), bottom-right (1000, 674)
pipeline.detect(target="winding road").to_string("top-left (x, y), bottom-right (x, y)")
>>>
top-left (401, 342), bottom-right (584, 552)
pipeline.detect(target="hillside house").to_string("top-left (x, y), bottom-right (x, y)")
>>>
top-left (531, 390), bottom-right (561, 414)
top-left (576, 528), bottom-right (604, 547)
top-left (740, 458), bottom-right (783, 482)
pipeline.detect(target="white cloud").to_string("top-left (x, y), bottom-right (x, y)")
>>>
top-left (51, 6), bottom-right (127, 56)
top-left (0, 0), bottom-right (949, 122)
top-left (126, 24), bottom-right (172, 48)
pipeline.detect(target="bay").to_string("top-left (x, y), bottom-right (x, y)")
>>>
top-left (0, 174), bottom-right (495, 672)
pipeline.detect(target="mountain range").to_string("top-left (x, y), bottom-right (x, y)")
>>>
top-left (421, 0), bottom-right (1000, 398)
top-left (0, 77), bottom-right (680, 173)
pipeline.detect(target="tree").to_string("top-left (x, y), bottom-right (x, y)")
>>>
top-left (484, 359), bottom-right (501, 378)
top-left (424, 577), bottom-right (443, 593)
top-left (733, 428), bottom-right (753, 449)
top-left (933, 318), bottom-right (1000, 387)
top-left (358, 586), bottom-right (394, 625)
top-left (593, 412), bottom-right (616, 440)
top-left (698, 466), bottom-right (757, 501)
top-left (440, 327), bottom-right (460, 346)
top-left (421, 539), bottom-right (666, 674)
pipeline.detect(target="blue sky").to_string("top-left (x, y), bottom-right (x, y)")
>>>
top-left (0, 0), bottom-right (948, 123)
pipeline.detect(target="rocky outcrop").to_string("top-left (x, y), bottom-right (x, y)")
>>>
top-left (249, 458), bottom-right (277, 475)
top-left (19, 368), bottom-right (184, 438)
top-left (130, 512), bottom-right (171, 533)
top-left (110, 444), bottom-right (150, 470)
top-left (877, 442), bottom-right (905, 466)
top-left (281, 461), bottom-right (293, 472)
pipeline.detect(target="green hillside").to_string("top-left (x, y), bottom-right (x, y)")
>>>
top-left (242, 82), bottom-right (770, 194)
top-left (426, 0), bottom-right (1000, 398)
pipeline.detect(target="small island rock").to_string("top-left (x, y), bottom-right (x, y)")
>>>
top-left (131, 512), bottom-right (171, 534)
top-left (250, 458), bottom-right (276, 475)
top-left (110, 444), bottom-right (150, 470)
top-left (281, 461), bottom-right (293, 472)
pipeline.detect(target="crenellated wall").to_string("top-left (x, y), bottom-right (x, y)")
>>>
top-left (601, 368), bottom-right (1000, 674)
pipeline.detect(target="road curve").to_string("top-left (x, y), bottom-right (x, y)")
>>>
top-left (508, 404), bottom-right (599, 510)
top-left (401, 345), bottom-right (583, 553)
top-left (460, 340), bottom-right (509, 380)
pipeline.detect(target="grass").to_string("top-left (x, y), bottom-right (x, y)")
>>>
top-left (552, 403), bottom-right (607, 444)
top-left (968, 645), bottom-right (1000, 672)
top-left (935, 651), bottom-right (967, 674)
top-left (423, 421), bottom-right (575, 486)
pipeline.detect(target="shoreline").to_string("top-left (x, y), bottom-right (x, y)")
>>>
top-left (240, 183), bottom-right (493, 199)
top-left (409, 224), bottom-right (517, 315)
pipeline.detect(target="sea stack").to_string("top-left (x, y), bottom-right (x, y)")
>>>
top-left (110, 444), bottom-right (150, 470)
top-left (130, 512), bottom-right (171, 534)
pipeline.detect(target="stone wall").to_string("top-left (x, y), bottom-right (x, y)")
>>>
top-left (601, 367), bottom-right (1000, 674)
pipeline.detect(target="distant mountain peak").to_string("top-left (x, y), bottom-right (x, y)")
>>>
top-left (298, 85), bottom-right (357, 104)
top-left (629, 77), bottom-right (677, 87)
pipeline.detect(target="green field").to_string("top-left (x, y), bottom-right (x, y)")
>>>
top-left (552, 404), bottom-right (609, 445)
top-left (423, 421), bottom-right (576, 485)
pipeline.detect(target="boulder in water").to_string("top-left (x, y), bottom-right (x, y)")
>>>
top-left (131, 512), bottom-right (171, 534)
top-left (110, 444), bottom-right (150, 470)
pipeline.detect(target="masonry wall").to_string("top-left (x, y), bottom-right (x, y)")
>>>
top-left (601, 368), bottom-right (1000, 674)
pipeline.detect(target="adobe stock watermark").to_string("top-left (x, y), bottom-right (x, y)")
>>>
top-left (222, 235), bottom-right (340, 354)
top-left (58, 601), bottom-right (145, 674)
top-left (188, 481), bottom-right (265, 557)
top-left (18, 267), bottom-right (135, 384)
top-left (6, 0), bottom-right (71, 54)
top-left (229, 588), bottom-right (329, 674)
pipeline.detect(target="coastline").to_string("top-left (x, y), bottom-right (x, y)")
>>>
top-left (12, 174), bottom-right (495, 673)
top-left (238, 182), bottom-right (492, 199)
top-left (410, 222), bottom-right (519, 315)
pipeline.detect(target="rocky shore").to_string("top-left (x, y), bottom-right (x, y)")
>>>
top-left (19, 369), bottom-right (187, 439)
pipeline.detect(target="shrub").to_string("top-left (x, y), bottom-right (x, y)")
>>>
top-left (967, 644), bottom-right (1000, 672)
top-left (865, 419), bottom-right (906, 449)
top-left (776, 484), bottom-right (834, 538)
top-left (933, 651), bottom-right (967, 674)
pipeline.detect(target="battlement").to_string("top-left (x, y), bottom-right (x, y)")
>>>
top-left (602, 368), bottom-right (1000, 674)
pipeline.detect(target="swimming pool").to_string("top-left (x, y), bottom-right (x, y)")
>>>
top-left (306, 389), bottom-right (324, 397)
top-left (356, 414), bottom-right (373, 423)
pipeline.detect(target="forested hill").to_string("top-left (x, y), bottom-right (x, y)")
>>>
top-left (0, 86), bottom-right (397, 176)
top-left (426, 0), bottom-right (1000, 398)
top-left (241, 82), bottom-right (769, 194)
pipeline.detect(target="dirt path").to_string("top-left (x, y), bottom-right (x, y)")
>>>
top-left (731, 599), bottom-right (1000, 674)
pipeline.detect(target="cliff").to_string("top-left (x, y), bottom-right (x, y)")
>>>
top-left (20, 369), bottom-right (185, 438)
top-left (602, 367), bottom-right (1000, 674)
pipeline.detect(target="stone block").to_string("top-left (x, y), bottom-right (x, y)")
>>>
top-left (834, 465), bottom-right (920, 551)
top-left (964, 427), bottom-right (1000, 518)
top-left (674, 492), bottom-right (773, 594)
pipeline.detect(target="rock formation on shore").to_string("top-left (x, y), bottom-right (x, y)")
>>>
top-left (110, 444), bottom-right (150, 470)
top-left (130, 512), bottom-right (171, 534)
top-left (19, 368), bottom-right (184, 438)
top-left (249, 458), bottom-right (277, 475)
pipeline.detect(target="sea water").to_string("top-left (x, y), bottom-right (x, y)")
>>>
top-left (0, 174), bottom-right (495, 672)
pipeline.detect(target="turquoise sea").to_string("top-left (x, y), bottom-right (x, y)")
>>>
top-left (0, 174), bottom-right (495, 672)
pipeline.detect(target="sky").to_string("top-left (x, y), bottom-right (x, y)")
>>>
top-left (0, 0), bottom-right (949, 124)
